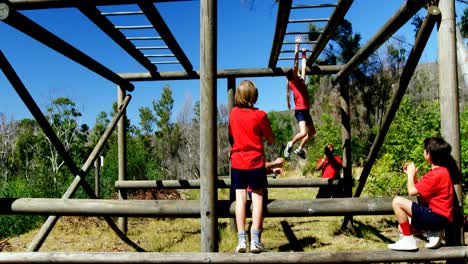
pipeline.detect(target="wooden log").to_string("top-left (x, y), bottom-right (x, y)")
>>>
top-left (114, 178), bottom-right (340, 190)
top-left (137, 1), bottom-right (194, 75)
top-left (119, 65), bottom-right (342, 81)
top-left (268, 0), bottom-right (292, 68)
top-left (117, 86), bottom-right (128, 234)
top-left (8, 0), bottom-right (191, 10)
top-left (0, 197), bottom-right (408, 218)
top-left (200, 0), bottom-right (218, 252)
top-left (78, 4), bottom-right (157, 74)
top-left (307, 0), bottom-right (353, 66)
top-left (0, 247), bottom-right (466, 263)
top-left (1, 3), bottom-right (133, 91)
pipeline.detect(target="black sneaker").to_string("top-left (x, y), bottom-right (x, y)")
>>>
top-left (294, 148), bottom-right (306, 159)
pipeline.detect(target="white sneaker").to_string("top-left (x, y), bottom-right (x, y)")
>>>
top-left (425, 229), bottom-right (444, 249)
top-left (388, 235), bottom-right (418, 251)
top-left (284, 142), bottom-right (293, 159)
top-left (235, 240), bottom-right (247, 253)
top-left (250, 241), bottom-right (268, 253)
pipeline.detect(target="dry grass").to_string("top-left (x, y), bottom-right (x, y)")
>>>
top-left (0, 171), bottom-right (456, 254)
top-left (4, 214), bottom-right (400, 253)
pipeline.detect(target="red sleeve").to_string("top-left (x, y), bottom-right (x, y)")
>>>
top-left (415, 171), bottom-right (436, 198)
top-left (335, 156), bottom-right (343, 167)
top-left (259, 111), bottom-right (273, 141)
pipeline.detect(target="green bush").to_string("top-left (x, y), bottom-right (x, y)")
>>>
top-left (0, 179), bottom-right (44, 239)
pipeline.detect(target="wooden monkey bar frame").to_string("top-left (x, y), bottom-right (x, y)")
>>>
top-left (0, 0), bottom-right (464, 262)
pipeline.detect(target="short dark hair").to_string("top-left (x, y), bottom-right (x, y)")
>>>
top-left (423, 137), bottom-right (461, 184)
top-left (324, 145), bottom-right (333, 157)
top-left (423, 137), bottom-right (451, 166)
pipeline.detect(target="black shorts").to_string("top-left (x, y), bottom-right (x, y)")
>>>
top-left (231, 167), bottom-right (267, 190)
top-left (411, 202), bottom-right (449, 231)
top-left (294, 109), bottom-right (313, 125)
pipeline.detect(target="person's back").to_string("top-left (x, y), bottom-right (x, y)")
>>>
top-left (229, 80), bottom-right (274, 254)
top-left (317, 156), bottom-right (342, 179)
top-left (230, 106), bottom-right (270, 170)
top-left (289, 78), bottom-right (309, 111)
top-left (415, 163), bottom-right (454, 222)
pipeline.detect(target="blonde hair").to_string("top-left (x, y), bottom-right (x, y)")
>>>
top-left (235, 80), bottom-right (258, 108)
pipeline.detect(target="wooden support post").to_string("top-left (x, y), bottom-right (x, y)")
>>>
top-left (339, 80), bottom-right (353, 230)
top-left (200, 0), bottom-right (218, 252)
top-left (438, 0), bottom-right (464, 247)
top-left (456, 27), bottom-right (468, 99)
top-left (339, 81), bottom-right (352, 197)
top-left (227, 77), bottom-right (236, 233)
top-left (117, 86), bottom-right (128, 235)
top-left (94, 158), bottom-right (101, 199)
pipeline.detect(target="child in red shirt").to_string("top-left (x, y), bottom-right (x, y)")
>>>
top-left (284, 35), bottom-right (316, 160)
top-left (388, 137), bottom-right (460, 251)
top-left (229, 80), bottom-right (274, 253)
top-left (315, 144), bottom-right (342, 198)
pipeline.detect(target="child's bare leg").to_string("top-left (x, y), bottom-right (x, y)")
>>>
top-left (291, 121), bottom-right (307, 145)
top-left (298, 123), bottom-right (316, 149)
top-left (235, 189), bottom-right (247, 232)
top-left (392, 196), bottom-right (413, 224)
top-left (251, 189), bottom-right (264, 232)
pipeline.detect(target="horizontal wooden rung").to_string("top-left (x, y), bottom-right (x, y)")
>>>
top-left (0, 247), bottom-right (466, 263)
top-left (114, 178), bottom-right (340, 189)
top-left (0, 197), bottom-right (405, 218)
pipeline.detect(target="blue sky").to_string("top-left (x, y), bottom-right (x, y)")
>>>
top-left (0, 0), bottom-right (466, 127)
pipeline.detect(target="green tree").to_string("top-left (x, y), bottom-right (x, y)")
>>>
top-left (367, 97), bottom-right (441, 196)
top-left (154, 85), bottom-right (174, 134)
top-left (138, 106), bottom-right (155, 135)
top-left (461, 5), bottom-right (468, 38)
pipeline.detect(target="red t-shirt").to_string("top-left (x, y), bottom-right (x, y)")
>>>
top-left (229, 106), bottom-right (273, 170)
top-left (415, 166), bottom-right (454, 222)
top-left (289, 78), bottom-right (310, 110)
top-left (316, 156), bottom-right (342, 179)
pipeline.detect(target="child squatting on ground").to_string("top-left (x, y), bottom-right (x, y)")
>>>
top-left (315, 144), bottom-right (343, 198)
top-left (284, 35), bottom-right (316, 160)
top-left (229, 80), bottom-right (274, 253)
top-left (388, 137), bottom-right (460, 251)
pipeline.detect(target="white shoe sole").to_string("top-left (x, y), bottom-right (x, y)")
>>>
top-left (388, 244), bottom-right (418, 251)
